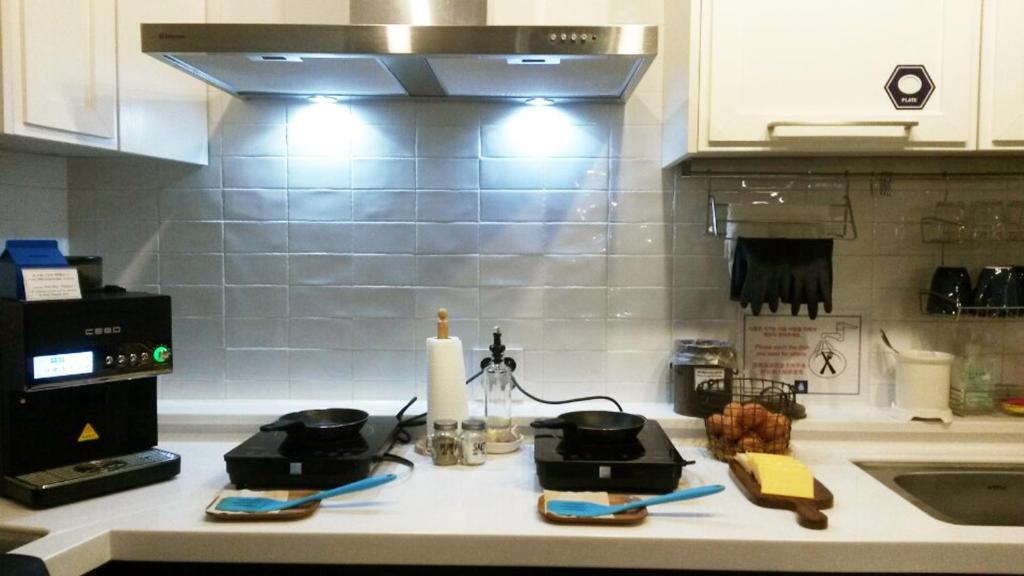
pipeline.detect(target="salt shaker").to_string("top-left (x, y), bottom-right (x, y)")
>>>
top-left (460, 419), bottom-right (487, 466)
top-left (430, 419), bottom-right (460, 466)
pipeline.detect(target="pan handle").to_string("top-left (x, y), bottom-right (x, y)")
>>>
top-left (529, 418), bottom-right (570, 430)
top-left (260, 419), bottom-right (304, 433)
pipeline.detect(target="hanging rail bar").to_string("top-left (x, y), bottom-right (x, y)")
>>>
top-left (679, 170), bottom-right (1024, 180)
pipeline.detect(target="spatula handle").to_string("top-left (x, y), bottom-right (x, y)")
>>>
top-left (621, 484), bottom-right (726, 511)
top-left (290, 474), bottom-right (397, 508)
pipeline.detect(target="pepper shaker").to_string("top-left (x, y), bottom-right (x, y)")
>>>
top-left (430, 419), bottom-right (460, 466)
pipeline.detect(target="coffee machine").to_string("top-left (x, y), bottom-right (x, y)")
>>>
top-left (0, 292), bottom-right (179, 508)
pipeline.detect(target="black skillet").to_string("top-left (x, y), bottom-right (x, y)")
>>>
top-left (260, 408), bottom-right (369, 442)
top-left (530, 410), bottom-right (647, 444)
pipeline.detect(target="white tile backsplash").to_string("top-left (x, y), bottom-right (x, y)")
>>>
top-left (416, 223), bottom-right (479, 254)
top-left (224, 222), bottom-right (287, 253)
top-left (287, 158), bottom-right (351, 189)
top-left (223, 189), bottom-right (287, 221)
top-left (289, 190), bottom-right (352, 220)
top-left (417, 158), bottom-right (479, 190)
top-left (225, 286), bottom-right (288, 318)
top-left (160, 222), bottom-right (223, 253)
top-left (223, 157), bottom-right (287, 189)
top-left (417, 191), bottom-right (479, 222)
top-left (352, 190), bottom-right (416, 221)
top-left (543, 287), bottom-right (607, 319)
top-left (351, 254), bottom-right (417, 285)
top-left (289, 223), bottom-right (352, 253)
top-left (159, 189), bottom-right (223, 221)
top-left (288, 254), bottom-right (352, 285)
top-left (352, 223), bottom-right (415, 253)
top-left (417, 125), bottom-right (479, 158)
top-left (222, 123), bottom-right (287, 157)
top-left (351, 159), bottom-right (416, 189)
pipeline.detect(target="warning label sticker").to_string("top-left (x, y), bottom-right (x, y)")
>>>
top-left (743, 315), bottom-right (862, 395)
top-left (78, 423), bottom-right (100, 442)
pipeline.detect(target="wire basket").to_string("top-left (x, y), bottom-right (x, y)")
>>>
top-left (696, 378), bottom-right (796, 461)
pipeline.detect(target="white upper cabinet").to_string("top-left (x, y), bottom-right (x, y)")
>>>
top-left (0, 0), bottom-right (208, 164)
top-left (979, 0), bottom-right (1024, 150)
top-left (118, 0), bottom-right (208, 164)
top-left (700, 0), bottom-right (980, 152)
top-left (1, 0), bottom-right (119, 149)
top-left (664, 0), bottom-right (984, 164)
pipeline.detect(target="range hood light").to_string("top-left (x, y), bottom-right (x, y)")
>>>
top-left (507, 57), bottom-right (561, 65)
top-left (525, 97), bottom-right (555, 107)
top-left (308, 95), bottom-right (340, 104)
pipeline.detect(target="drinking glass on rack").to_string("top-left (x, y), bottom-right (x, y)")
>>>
top-left (969, 201), bottom-right (1005, 241)
top-left (934, 201), bottom-right (967, 243)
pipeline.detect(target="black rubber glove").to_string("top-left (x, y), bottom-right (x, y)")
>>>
top-left (736, 238), bottom-right (789, 315)
top-left (785, 239), bottom-right (833, 319)
top-left (730, 239), bottom-right (751, 301)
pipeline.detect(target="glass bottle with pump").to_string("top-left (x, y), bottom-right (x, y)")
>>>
top-left (482, 328), bottom-right (516, 443)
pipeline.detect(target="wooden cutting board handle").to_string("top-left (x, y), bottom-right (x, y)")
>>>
top-left (791, 497), bottom-right (828, 530)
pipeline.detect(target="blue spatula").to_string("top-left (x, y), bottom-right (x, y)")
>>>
top-left (215, 474), bottom-right (397, 513)
top-left (546, 484), bottom-right (725, 518)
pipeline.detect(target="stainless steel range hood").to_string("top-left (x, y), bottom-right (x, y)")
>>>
top-left (140, 21), bottom-right (657, 102)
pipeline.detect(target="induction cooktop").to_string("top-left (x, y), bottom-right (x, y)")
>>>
top-left (224, 416), bottom-right (401, 489)
top-left (534, 420), bottom-right (691, 494)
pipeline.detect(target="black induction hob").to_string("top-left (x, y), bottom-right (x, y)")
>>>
top-left (534, 420), bottom-right (690, 494)
top-left (225, 416), bottom-right (401, 489)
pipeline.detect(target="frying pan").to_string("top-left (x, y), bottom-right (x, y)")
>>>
top-left (530, 410), bottom-right (647, 443)
top-left (260, 408), bottom-right (369, 442)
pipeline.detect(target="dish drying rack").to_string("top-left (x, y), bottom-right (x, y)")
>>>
top-left (697, 173), bottom-right (857, 240)
top-left (917, 291), bottom-right (1024, 319)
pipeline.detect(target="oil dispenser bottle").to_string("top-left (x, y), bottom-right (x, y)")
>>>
top-left (481, 327), bottom-right (516, 443)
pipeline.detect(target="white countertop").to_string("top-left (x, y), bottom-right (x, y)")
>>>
top-left (3, 404), bottom-right (1024, 575)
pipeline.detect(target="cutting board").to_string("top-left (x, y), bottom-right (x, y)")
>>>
top-left (205, 490), bottom-right (320, 521)
top-left (728, 458), bottom-right (833, 529)
top-left (537, 494), bottom-right (648, 525)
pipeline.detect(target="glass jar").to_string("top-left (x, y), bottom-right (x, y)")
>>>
top-left (430, 419), bottom-right (460, 466)
top-left (460, 419), bottom-right (487, 466)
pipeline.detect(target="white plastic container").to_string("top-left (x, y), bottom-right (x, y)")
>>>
top-left (894, 349), bottom-right (955, 423)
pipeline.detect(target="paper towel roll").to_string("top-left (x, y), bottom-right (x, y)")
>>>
top-left (426, 336), bottom-right (468, 431)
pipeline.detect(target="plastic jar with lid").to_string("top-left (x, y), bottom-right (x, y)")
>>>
top-left (670, 339), bottom-right (738, 416)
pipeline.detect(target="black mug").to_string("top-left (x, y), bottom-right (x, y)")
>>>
top-left (926, 267), bottom-right (971, 315)
top-left (973, 266), bottom-right (1023, 316)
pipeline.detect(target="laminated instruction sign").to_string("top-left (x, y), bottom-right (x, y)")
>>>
top-left (743, 315), bottom-right (861, 395)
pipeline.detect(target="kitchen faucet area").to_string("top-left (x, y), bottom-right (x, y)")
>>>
top-left (0, 1), bottom-right (1022, 575)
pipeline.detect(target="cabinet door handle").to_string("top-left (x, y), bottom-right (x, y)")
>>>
top-left (767, 120), bottom-right (919, 138)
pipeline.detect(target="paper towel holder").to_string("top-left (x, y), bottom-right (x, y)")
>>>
top-left (437, 308), bottom-right (448, 339)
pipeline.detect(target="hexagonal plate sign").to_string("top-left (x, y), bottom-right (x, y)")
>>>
top-left (885, 65), bottom-right (935, 110)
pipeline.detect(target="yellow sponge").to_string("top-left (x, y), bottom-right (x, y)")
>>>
top-left (736, 453), bottom-right (814, 499)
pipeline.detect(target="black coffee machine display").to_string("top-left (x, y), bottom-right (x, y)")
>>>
top-left (0, 292), bottom-right (179, 508)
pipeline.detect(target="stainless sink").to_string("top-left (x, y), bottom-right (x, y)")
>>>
top-left (0, 527), bottom-right (45, 553)
top-left (855, 461), bottom-right (1024, 527)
